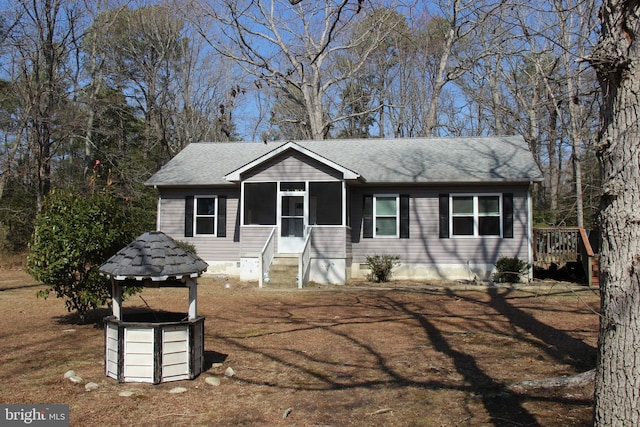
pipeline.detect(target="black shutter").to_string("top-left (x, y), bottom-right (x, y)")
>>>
top-left (400, 194), bottom-right (409, 239)
top-left (439, 194), bottom-right (449, 238)
top-left (185, 196), bottom-right (194, 237)
top-left (503, 193), bottom-right (514, 238)
top-left (363, 195), bottom-right (373, 238)
top-left (217, 196), bottom-right (227, 237)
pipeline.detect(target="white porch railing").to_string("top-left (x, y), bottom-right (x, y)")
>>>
top-left (298, 226), bottom-right (313, 289)
top-left (259, 227), bottom-right (277, 288)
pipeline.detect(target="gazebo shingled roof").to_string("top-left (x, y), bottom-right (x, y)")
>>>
top-left (99, 231), bottom-right (208, 281)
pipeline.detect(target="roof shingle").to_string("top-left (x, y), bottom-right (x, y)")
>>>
top-left (145, 136), bottom-right (543, 187)
top-left (99, 231), bottom-right (208, 281)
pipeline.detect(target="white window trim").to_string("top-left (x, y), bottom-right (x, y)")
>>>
top-left (373, 194), bottom-right (399, 238)
top-left (194, 195), bottom-right (217, 236)
top-left (450, 193), bottom-right (502, 238)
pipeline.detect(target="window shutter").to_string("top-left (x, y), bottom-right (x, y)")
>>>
top-left (439, 194), bottom-right (449, 238)
top-left (184, 196), bottom-right (194, 237)
top-left (217, 196), bottom-right (227, 237)
top-left (503, 193), bottom-right (514, 238)
top-left (400, 194), bottom-right (409, 239)
top-left (363, 195), bottom-right (373, 238)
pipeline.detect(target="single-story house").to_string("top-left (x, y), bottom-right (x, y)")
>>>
top-left (145, 136), bottom-right (543, 286)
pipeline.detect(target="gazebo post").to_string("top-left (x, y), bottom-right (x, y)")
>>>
top-left (111, 279), bottom-right (122, 320)
top-left (187, 277), bottom-right (197, 320)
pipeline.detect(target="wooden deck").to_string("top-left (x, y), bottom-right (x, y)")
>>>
top-left (533, 227), bottom-right (599, 287)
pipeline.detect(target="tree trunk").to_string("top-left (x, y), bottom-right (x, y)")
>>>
top-left (590, 1), bottom-right (640, 425)
top-left (36, 0), bottom-right (58, 212)
top-left (556, 0), bottom-right (593, 228)
top-left (547, 105), bottom-right (560, 215)
top-left (507, 369), bottom-right (594, 393)
top-left (423, 24), bottom-right (455, 137)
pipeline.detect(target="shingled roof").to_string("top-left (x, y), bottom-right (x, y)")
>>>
top-left (145, 136), bottom-right (543, 187)
top-left (99, 231), bottom-right (208, 281)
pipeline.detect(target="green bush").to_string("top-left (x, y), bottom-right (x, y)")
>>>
top-left (27, 189), bottom-right (143, 322)
top-left (365, 254), bottom-right (400, 283)
top-left (176, 240), bottom-right (197, 255)
top-left (494, 256), bottom-right (530, 283)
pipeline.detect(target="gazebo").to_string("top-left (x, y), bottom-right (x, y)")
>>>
top-left (99, 231), bottom-right (208, 384)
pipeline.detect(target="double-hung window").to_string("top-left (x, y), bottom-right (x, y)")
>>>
top-left (195, 196), bottom-right (217, 235)
top-left (451, 194), bottom-right (501, 237)
top-left (363, 194), bottom-right (409, 239)
top-left (184, 195), bottom-right (227, 238)
top-left (374, 195), bottom-right (399, 237)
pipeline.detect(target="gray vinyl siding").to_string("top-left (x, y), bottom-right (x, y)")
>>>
top-left (157, 187), bottom-right (240, 261)
top-left (309, 226), bottom-right (350, 258)
top-left (239, 226), bottom-right (276, 257)
top-left (243, 151), bottom-right (343, 182)
top-left (350, 184), bottom-right (530, 266)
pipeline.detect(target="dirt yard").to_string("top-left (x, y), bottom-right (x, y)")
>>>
top-left (0, 268), bottom-right (600, 426)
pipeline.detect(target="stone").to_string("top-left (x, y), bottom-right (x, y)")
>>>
top-left (85, 382), bottom-right (99, 391)
top-left (119, 390), bottom-right (134, 397)
top-left (210, 363), bottom-right (223, 369)
top-left (205, 376), bottom-right (221, 386)
top-left (224, 367), bottom-right (235, 377)
top-left (63, 370), bottom-right (76, 379)
top-left (169, 387), bottom-right (187, 394)
top-left (68, 375), bottom-right (83, 384)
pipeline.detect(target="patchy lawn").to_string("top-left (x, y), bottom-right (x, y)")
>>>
top-left (0, 269), bottom-right (599, 426)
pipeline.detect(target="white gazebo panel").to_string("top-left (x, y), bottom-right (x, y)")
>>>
top-left (105, 322), bottom-right (119, 380)
top-left (124, 327), bottom-right (155, 383)
top-left (161, 325), bottom-right (190, 381)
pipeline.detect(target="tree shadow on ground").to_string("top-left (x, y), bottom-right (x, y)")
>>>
top-left (0, 283), bottom-right (42, 292)
top-left (207, 288), bottom-right (595, 425)
top-left (54, 307), bottom-right (112, 327)
top-left (483, 287), bottom-right (597, 371)
top-left (386, 294), bottom-right (541, 426)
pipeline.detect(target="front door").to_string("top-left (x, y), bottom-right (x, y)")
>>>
top-left (279, 187), bottom-right (306, 253)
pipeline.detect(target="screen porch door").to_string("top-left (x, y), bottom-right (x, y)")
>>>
top-left (278, 183), bottom-right (306, 253)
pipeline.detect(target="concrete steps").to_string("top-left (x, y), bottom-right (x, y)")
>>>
top-left (266, 256), bottom-right (298, 288)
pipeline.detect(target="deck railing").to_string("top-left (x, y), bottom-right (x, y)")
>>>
top-left (578, 228), bottom-right (597, 287)
top-left (533, 226), bottom-right (598, 287)
top-left (533, 227), bottom-right (580, 265)
top-left (259, 227), bottom-right (277, 288)
top-left (298, 226), bottom-right (313, 289)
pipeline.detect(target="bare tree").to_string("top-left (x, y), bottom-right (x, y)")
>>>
top-left (378, 0), bottom-right (505, 138)
top-left (537, 0), bottom-right (599, 227)
top-left (458, 1), bottom-right (599, 226)
top-left (5, 0), bottom-right (83, 211)
top-left (196, 0), bottom-right (403, 140)
top-left (89, 2), bottom-right (238, 161)
top-left (589, 0), bottom-right (640, 424)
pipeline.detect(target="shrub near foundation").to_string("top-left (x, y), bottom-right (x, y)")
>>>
top-left (494, 256), bottom-right (530, 283)
top-left (365, 254), bottom-right (400, 282)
